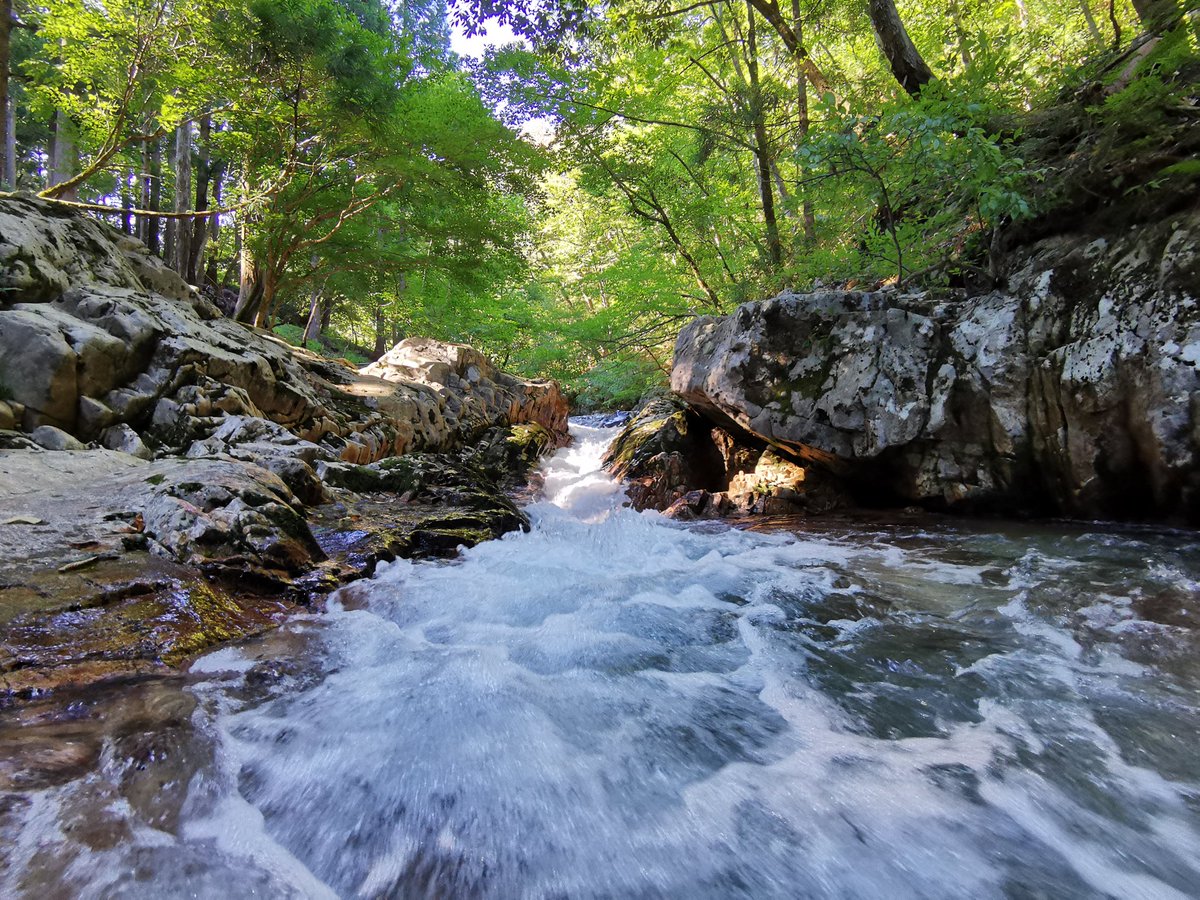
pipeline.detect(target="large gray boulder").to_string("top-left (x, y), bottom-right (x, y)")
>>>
top-left (672, 210), bottom-right (1200, 520)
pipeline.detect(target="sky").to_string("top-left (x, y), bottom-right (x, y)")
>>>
top-left (448, 17), bottom-right (519, 60)
top-left (448, 16), bottom-right (555, 144)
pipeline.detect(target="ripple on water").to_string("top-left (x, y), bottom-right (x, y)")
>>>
top-left (3, 422), bottom-right (1200, 898)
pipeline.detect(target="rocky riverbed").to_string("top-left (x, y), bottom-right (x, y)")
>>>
top-left (0, 195), bottom-right (568, 699)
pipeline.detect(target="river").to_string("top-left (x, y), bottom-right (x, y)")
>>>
top-left (3, 421), bottom-right (1200, 898)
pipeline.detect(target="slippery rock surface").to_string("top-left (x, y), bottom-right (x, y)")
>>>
top-left (602, 398), bottom-right (726, 511)
top-left (673, 210), bottom-right (1200, 520)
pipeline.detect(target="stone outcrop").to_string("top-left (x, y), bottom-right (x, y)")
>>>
top-left (0, 194), bottom-right (566, 467)
top-left (0, 195), bottom-right (570, 697)
top-left (671, 209), bottom-right (1200, 521)
top-left (604, 396), bottom-right (850, 517)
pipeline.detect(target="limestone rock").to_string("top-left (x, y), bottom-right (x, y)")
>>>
top-left (100, 423), bottom-right (153, 460)
top-left (362, 337), bottom-right (569, 449)
top-left (672, 210), bottom-right (1200, 520)
top-left (140, 460), bottom-right (322, 576)
top-left (31, 425), bottom-right (85, 451)
top-left (0, 197), bottom-right (569, 465)
top-left (0, 196), bottom-right (572, 695)
top-left (602, 397), bottom-right (726, 511)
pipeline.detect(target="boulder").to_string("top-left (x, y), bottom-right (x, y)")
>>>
top-left (140, 461), bottom-right (322, 577)
top-left (101, 423), bottom-right (153, 460)
top-left (0, 197), bottom-right (575, 697)
top-left (672, 210), bottom-right (1200, 520)
top-left (602, 397), bottom-right (726, 511)
top-left (603, 397), bottom-right (851, 517)
top-left (31, 425), bottom-right (85, 451)
top-left (0, 197), bottom-right (570, 463)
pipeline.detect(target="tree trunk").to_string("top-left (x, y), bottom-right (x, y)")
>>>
top-left (391, 274), bottom-right (406, 347)
top-left (168, 121), bottom-right (192, 277)
top-left (0, 0), bottom-right (10, 189)
top-left (1129, 0), bottom-right (1180, 29)
top-left (746, 1), bottom-right (783, 268)
top-left (793, 0), bottom-right (816, 244)
top-left (373, 299), bottom-right (387, 360)
top-left (866, 0), bottom-right (935, 96)
top-left (48, 111), bottom-right (79, 200)
top-left (205, 156), bottom-right (224, 287)
top-left (188, 116), bottom-right (211, 287)
top-left (4, 87), bottom-right (14, 189)
top-left (303, 285), bottom-right (324, 344)
top-left (234, 217), bottom-right (263, 324)
top-left (253, 273), bottom-right (274, 329)
top-left (746, 0), bottom-right (831, 94)
top-left (140, 138), bottom-right (162, 256)
top-left (223, 217), bottom-right (240, 290)
top-left (1079, 0), bottom-right (1104, 45)
top-left (120, 168), bottom-right (133, 234)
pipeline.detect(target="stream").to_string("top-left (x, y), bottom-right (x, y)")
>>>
top-left (4, 421), bottom-right (1200, 898)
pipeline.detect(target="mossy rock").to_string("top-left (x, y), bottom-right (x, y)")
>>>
top-left (602, 397), bottom-right (694, 479)
top-left (468, 423), bottom-right (555, 486)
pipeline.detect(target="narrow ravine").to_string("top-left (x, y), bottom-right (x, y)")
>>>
top-left (5, 422), bottom-right (1200, 898)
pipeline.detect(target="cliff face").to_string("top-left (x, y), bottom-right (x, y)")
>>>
top-left (671, 208), bottom-right (1200, 520)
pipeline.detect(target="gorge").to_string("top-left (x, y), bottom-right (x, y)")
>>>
top-left (1, 191), bottom-right (1199, 897)
top-left (2, 0), bottom-right (1200, 890)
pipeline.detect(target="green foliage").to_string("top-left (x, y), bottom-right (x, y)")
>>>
top-left (570, 356), bottom-right (664, 412)
top-left (17, 0), bottom-right (1194, 414)
top-left (271, 324), bottom-right (306, 346)
top-left (799, 86), bottom-right (1036, 282)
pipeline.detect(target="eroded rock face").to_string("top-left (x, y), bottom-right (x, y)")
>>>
top-left (362, 338), bottom-right (569, 451)
top-left (0, 196), bottom-right (570, 696)
top-left (0, 196), bottom-right (569, 462)
top-left (603, 396), bottom-right (850, 516)
top-left (672, 210), bottom-right (1200, 520)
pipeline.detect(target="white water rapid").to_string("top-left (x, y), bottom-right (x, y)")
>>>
top-left (4, 422), bottom-right (1200, 898)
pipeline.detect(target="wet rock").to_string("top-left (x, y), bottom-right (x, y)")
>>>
top-left (0, 197), bottom-right (576, 703)
top-left (140, 461), bottom-right (321, 577)
top-left (604, 397), bottom-right (854, 517)
top-left (468, 423), bottom-right (556, 488)
top-left (311, 450), bottom-right (531, 571)
top-left (31, 425), bottom-right (86, 451)
top-left (574, 411), bottom-right (633, 429)
top-left (602, 397), bottom-right (727, 511)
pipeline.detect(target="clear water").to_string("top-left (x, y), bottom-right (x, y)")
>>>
top-left (4, 423), bottom-right (1200, 898)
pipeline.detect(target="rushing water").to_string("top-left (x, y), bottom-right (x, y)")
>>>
top-left (5, 422), bottom-right (1200, 898)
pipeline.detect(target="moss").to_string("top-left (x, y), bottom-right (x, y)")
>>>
top-left (603, 398), bottom-right (692, 478)
top-left (157, 583), bottom-right (245, 663)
